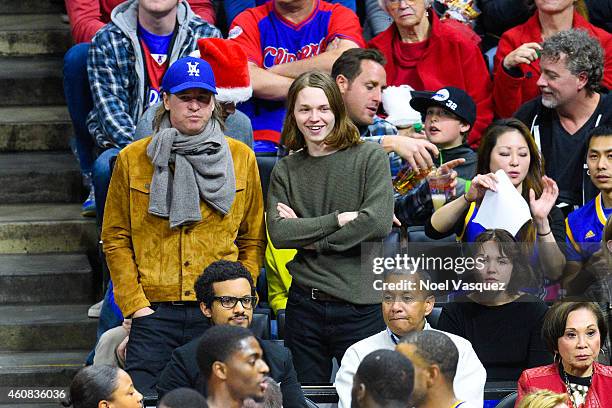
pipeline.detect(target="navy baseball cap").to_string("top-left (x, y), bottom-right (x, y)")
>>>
top-left (161, 56), bottom-right (217, 95)
top-left (409, 87), bottom-right (476, 128)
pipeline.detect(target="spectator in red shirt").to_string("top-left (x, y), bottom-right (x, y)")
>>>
top-left (63, 0), bottom-right (216, 217)
top-left (493, 0), bottom-right (612, 119)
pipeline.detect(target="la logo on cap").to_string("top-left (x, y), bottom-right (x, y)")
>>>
top-left (187, 61), bottom-right (200, 77)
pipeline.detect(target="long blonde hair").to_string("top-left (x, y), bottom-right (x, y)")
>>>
top-left (517, 390), bottom-right (567, 408)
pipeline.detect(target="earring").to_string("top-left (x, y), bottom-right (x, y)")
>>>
top-left (587, 170), bottom-right (591, 175)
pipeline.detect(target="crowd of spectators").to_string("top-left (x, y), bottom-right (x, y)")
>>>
top-left (59, 0), bottom-right (612, 407)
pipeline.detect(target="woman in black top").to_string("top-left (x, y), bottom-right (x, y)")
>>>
top-left (438, 229), bottom-right (552, 381)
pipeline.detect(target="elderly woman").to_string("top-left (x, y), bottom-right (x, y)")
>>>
top-left (517, 302), bottom-right (612, 407)
top-left (368, 0), bottom-right (493, 147)
top-left (493, 0), bottom-right (612, 118)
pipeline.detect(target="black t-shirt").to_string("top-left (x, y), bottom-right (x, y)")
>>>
top-left (437, 294), bottom-right (552, 381)
top-left (550, 113), bottom-right (600, 206)
top-left (515, 92), bottom-right (612, 207)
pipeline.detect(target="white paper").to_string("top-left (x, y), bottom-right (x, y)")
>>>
top-left (472, 170), bottom-right (532, 236)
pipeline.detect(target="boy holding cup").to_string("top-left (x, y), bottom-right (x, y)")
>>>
top-left (394, 87), bottom-right (478, 223)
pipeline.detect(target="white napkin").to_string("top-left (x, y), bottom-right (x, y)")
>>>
top-left (472, 169), bottom-right (532, 236)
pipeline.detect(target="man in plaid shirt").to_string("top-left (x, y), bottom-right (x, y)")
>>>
top-left (87, 0), bottom-right (221, 223)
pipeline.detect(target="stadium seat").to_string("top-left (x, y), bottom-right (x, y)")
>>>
top-left (305, 397), bottom-right (319, 408)
top-left (427, 306), bottom-right (442, 328)
top-left (256, 267), bottom-right (269, 310)
top-left (494, 392), bottom-right (517, 408)
top-left (277, 309), bottom-right (286, 339)
top-left (256, 153), bottom-right (278, 205)
top-left (407, 225), bottom-right (456, 242)
top-left (252, 312), bottom-right (271, 340)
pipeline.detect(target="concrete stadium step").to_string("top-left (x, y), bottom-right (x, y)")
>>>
top-left (0, 350), bottom-right (87, 388)
top-left (0, 204), bottom-right (97, 254)
top-left (0, 152), bottom-right (82, 204)
top-left (0, 15), bottom-right (71, 57)
top-left (2, 0), bottom-right (65, 15)
top-left (0, 106), bottom-right (71, 152)
top-left (0, 253), bottom-right (93, 305)
top-left (0, 57), bottom-right (64, 106)
top-left (0, 304), bottom-right (97, 352)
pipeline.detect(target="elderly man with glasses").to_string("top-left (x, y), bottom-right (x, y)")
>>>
top-left (157, 260), bottom-right (306, 407)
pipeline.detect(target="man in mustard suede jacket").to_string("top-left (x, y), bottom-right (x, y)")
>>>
top-left (101, 56), bottom-right (265, 396)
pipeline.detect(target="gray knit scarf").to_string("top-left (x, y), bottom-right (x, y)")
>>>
top-left (146, 116), bottom-right (235, 228)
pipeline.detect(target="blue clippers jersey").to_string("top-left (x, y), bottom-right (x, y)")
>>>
top-left (229, 0), bottom-right (364, 144)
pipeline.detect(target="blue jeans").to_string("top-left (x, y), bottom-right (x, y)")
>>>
top-left (224, 0), bottom-right (356, 26)
top-left (63, 43), bottom-right (95, 176)
top-left (92, 147), bottom-right (121, 225)
top-left (285, 284), bottom-right (385, 383)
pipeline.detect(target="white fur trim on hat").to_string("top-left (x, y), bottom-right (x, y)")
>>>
top-left (216, 86), bottom-right (253, 104)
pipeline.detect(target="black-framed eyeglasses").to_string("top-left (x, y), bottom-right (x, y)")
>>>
top-left (213, 295), bottom-right (257, 309)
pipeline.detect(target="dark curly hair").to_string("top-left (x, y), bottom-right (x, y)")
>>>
top-left (541, 29), bottom-right (604, 95)
top-left (194, 260), bottom-right (255, 308)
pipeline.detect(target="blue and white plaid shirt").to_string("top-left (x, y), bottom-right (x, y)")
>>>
top-left (86, 0), bottom-right (221, 149)
top-left (360, 116), bottom-right (402, 177)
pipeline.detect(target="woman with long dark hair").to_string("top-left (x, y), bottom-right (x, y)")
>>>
top-left (426, 118), bottom-right (566, 282)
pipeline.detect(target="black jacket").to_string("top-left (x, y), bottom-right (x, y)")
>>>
top-left (157, 336), bottom-right (306, 407)
top-left (586, 0), bottom-right (612, 33)
top-left (514, 92), bottom-right (612, 208)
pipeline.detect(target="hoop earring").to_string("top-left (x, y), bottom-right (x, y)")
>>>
top-left (587, 169), bottom-right (591, 175)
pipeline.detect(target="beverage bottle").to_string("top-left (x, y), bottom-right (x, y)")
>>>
top-left (393, 164), bottom-right (432, 195)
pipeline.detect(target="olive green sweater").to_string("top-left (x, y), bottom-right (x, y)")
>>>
top-left (267, 142), bottom-right (394, 304)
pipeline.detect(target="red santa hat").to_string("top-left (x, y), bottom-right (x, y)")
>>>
top-left (190, 38), bottom-right (252, 104)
